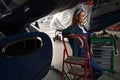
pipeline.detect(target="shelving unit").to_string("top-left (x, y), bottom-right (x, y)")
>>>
top-left (91, 36), bottom-right (115, 75)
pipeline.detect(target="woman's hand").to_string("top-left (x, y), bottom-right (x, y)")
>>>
top-left (78, 37), bottom-right (84, 48)
top-left (90, 45), bottom-right (93, 55)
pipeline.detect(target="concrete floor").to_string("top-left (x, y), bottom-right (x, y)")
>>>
top-left (37, 24), bottom-right (120, 80)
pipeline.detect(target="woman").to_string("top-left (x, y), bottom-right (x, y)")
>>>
top-left (62, 7), bottom-right (103, 80)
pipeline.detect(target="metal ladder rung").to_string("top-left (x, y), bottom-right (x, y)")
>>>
top-left (64, 56), bottom-right (85, 65)
top-left (68, 66), bottom-right (84, 76)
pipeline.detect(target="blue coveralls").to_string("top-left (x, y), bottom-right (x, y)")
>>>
top-left (62, 24), bottom-right (103, 80)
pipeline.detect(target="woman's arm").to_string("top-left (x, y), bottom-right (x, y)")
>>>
top-left (62, 26), bottom-right (84, 48)
top-left (68, 34), bottom-right (84, 48)
top-left (78, 36), bottom-right (84, 48)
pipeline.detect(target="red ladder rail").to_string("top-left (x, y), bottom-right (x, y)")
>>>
top-left (62, 34), bottom-right (93, 80)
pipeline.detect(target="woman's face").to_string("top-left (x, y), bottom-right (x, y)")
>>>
top-left (78, 11), bottom-right (86, 23)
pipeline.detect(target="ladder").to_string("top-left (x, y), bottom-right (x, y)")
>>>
top-left (62, 34), bottom-right (93, 80)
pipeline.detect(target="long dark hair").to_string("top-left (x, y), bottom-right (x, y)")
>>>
top-left (71, 7), bottom-right (85, 25)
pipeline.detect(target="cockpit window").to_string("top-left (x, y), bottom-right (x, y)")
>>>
top-left (2, 37), bottom-right (43, 58)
